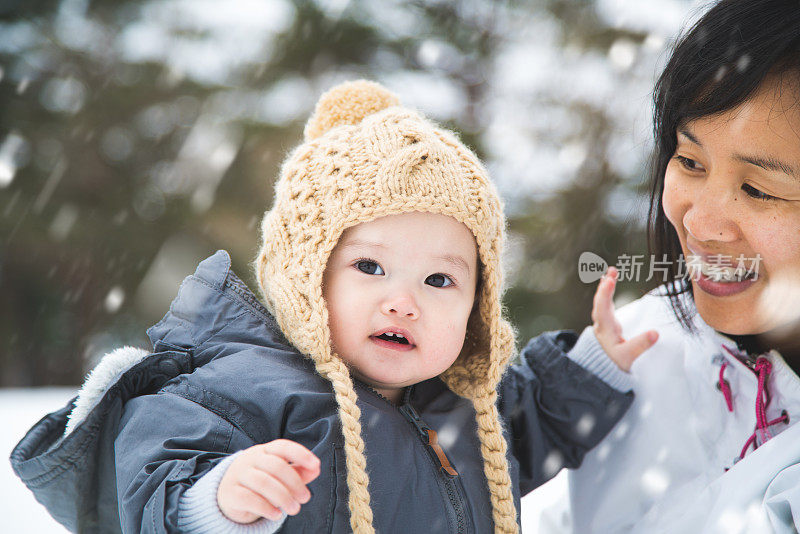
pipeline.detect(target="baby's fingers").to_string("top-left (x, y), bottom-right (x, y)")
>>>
top-left (613, 330), bottom-right (659, 371)
top-left (219, 484), bottom-right (282, 523)
top-left (254, 454), bottom-right (312, 508)
top-left (262, 440), bottom-right (321, 483)
top-left (240, 467), bottom-right (302, 516)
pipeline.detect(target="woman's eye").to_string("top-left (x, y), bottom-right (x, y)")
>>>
top-left (426, 273), bottom-right (454, 288)
top-left (674, 155), bottom-right (704, 172)
top-left (742, 183), bottom-right (781, 202)
top-left (355, 260), bottom-right (384, 275)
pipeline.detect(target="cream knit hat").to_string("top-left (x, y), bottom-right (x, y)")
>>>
top-left (254, 80), bottom-right (519, 533)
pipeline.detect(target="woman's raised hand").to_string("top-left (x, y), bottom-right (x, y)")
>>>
top-left (591, 266), bottom-right (659, 372)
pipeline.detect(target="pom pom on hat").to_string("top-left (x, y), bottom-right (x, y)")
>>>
top-left (303, 79), bottom-right (400, 141)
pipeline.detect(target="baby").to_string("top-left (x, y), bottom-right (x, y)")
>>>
top-left (10, 80), bottom-right (655, 534)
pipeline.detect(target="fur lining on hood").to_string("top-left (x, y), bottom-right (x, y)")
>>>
top-left (64, 346), bottom-right (150, 437)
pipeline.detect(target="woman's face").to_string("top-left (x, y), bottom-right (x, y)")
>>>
top-left (663, 74), bottom-right (800, 336)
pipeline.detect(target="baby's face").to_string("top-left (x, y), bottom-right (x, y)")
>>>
top-left (323, 211), bottom-right (478, 403)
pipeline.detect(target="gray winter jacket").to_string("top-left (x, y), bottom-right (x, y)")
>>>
top-left (10, 250), bottom-right (633, 533)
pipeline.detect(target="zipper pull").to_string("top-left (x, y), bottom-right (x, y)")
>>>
top-left (399, 404), bottom-right (429, 436)
top-left (399, 404), bottom-right (459, 477)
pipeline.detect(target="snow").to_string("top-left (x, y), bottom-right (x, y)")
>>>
top-left (1, 387), bottom-right (568, 532)
top-left (2, 388), bottom-right (75, 533)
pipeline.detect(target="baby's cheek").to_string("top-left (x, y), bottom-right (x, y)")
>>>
top-left (430, 340), bottom-right (464, 375)
top-left (326, 305), bottom-right (355, 355)
top-left (442, 320), bottom-right (469, 354)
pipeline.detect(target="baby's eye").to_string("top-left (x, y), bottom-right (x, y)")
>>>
top-left (355, 259), bottom-right (384, 275)
top-left (426, 273), bottom-right (454, 288)
top-left (742, 183), bottom-right (781, 202)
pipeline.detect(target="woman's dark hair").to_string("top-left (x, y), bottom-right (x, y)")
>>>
top-left (648, 0), bottom-right (800, 329)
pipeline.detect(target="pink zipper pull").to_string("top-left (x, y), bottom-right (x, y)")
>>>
top-left (718, 361), bottom-right (734, 412)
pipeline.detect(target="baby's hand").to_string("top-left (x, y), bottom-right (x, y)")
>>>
top-left (217, 439), bottom-right (321, 524)
top-left (591, 266), bottom-right (658, 372)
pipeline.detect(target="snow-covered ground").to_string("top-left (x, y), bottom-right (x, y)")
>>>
top-left (1, 388), bottom-right (566, 533)
top-left (2, 388), bottom-right (75, 533)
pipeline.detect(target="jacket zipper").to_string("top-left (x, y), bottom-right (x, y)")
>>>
top-left (398, 403), bottom-right (468, 534)
top-left (353, 380), bottom-right (470, 533)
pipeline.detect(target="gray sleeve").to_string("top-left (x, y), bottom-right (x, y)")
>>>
top-left (115, 392), bottom-right (261, 533)
top-left (177, 450), bottom-right (287, 533)
top-left (566, 326), bottom-right (634, 392)
top-left (497, 331), bottom-right (634, 496)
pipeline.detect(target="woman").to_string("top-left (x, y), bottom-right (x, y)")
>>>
top-left (554, 0), bottom-right (800, 532)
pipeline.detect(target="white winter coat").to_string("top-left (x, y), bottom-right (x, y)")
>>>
top-left (541, 288), bottom-right (800, 534)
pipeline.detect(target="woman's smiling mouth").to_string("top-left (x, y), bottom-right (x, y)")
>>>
top-left (685, 244), bottom-right (762, 297)
top-left (694, 271), bottom-right (757, 297)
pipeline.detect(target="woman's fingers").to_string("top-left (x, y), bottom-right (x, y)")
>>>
top-left (590, 266), bottom-right (659, 371)
top-left (615, 330), bottom-right (659, 371)
top-left (592, 267), bottom-right (622, 342)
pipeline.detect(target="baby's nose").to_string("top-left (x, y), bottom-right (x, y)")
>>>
top-left (381, 295), bottom-right (419, 319)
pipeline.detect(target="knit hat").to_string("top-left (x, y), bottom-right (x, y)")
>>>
top-left (254, 80), bottom-right (519, 533)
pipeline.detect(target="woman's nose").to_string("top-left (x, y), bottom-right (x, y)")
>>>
top-left (380, 293), bottom-right (420, 319)
top-left (682, 179), bottom-right (741, 243)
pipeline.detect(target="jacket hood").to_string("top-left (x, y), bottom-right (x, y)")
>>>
top-left (64, 250), bottom-right (293, 437)
top-left (147, 249), bottom-right (292, 358)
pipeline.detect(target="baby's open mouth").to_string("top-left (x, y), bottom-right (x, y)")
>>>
top-left (374, 333), bottom-right (410, 345)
